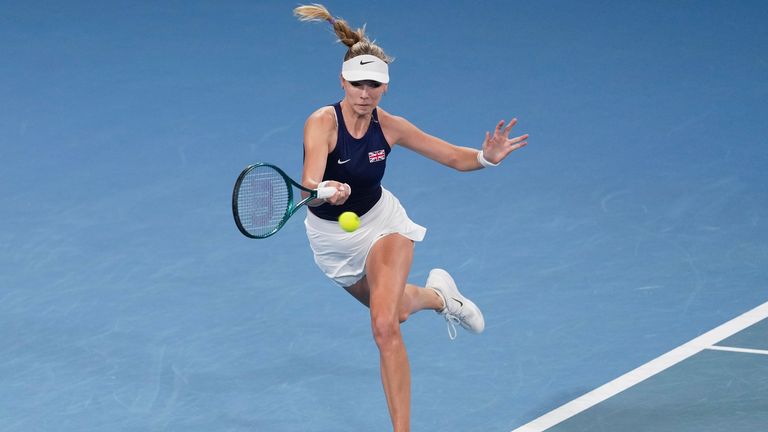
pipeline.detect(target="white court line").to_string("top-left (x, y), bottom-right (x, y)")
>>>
top-left (707, 345), bottom-right (768, 356)
top-left (512, 300), bottom-right (768, 432)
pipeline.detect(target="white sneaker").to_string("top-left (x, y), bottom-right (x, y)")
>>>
top-left (426, 269), bottom-right (485, 340)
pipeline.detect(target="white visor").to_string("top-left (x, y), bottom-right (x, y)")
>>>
top-left (341, 54), bottom-right (389, 84)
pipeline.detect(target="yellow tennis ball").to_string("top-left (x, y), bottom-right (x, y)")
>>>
top-left (338, 211), bottom-right (360, 232)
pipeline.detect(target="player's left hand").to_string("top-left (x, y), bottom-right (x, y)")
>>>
top-left (481, 118), bottom-right (529, 164)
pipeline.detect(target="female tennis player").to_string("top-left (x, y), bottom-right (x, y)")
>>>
top-left (294, 4), bottom-right (528, 431)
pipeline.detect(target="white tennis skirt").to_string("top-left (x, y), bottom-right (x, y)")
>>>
top-left (304, 187), bottom-right (427, 287)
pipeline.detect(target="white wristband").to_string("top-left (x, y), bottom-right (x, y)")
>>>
top-left (315, 181), bottom-right (351, 200)
top-left (477, 150), bottom-right (499, 168)
top-left (315, 181), bottom-right (331, 203)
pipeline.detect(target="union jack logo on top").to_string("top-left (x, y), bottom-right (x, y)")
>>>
top-left (368, 149), bottom-right (386, 163)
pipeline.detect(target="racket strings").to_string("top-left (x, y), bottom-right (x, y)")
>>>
top-left (237, 167), bottom-right (290, 237)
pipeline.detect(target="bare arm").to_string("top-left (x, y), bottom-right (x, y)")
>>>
top-left (301, 107), bottom-right (351, 206)
top-left (379, 109), bottom-right (528, 171)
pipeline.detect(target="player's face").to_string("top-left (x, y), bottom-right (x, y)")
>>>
top-left (341, 77), bottom-right (387, 115)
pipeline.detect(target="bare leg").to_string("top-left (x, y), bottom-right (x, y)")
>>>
top-left (345, 281), bottom-right (444, 322)
top-left (340, 235), bottom-right (446, 431)
top-left (364, 234), bottom-right (415, 432)
top-left (399, 283), bottom-right (445, 321)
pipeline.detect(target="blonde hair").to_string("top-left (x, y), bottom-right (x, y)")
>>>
top-left (294, 3), bottom-right (393, 63)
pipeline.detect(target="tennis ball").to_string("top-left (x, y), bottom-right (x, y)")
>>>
top-left (338, 211), bottom-right (360, 232)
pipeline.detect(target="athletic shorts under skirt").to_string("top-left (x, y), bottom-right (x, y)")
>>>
top-left (304, 187), bottom-right (426, 287)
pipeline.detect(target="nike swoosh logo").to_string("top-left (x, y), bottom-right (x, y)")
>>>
top-left (360, 60), bottom-right (375, 65)
top-left (338, 159), bottom-right (351, 164)
top-left (452, 297), bottom-right (464, 307)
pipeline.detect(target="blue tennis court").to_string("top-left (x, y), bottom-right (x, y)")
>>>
top-left (1, 1), bottom-right (767, 431)
top-left (515, 303), bottom-right (768, 432)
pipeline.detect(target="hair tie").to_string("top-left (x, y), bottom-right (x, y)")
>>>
top-left (327, 17), bottom-right (336, 26)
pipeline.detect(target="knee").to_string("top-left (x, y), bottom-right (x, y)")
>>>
top-left (371, 313), bottom-right (402, 350)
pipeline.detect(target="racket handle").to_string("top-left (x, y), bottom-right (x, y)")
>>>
top-left (316, 187), bottom-right (338, 200)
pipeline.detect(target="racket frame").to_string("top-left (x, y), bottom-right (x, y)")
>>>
top-left (232, 162), bottom-right (322, 239)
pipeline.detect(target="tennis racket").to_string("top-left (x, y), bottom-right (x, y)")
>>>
top-left (232, 163), bottom-right (337, 239)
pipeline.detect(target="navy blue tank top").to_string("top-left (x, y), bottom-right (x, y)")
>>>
top-left (309, 101), bottom-right (391, 221)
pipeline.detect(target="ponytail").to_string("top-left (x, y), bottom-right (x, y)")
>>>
top-left (294, 4), bottom-right (393, 63)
